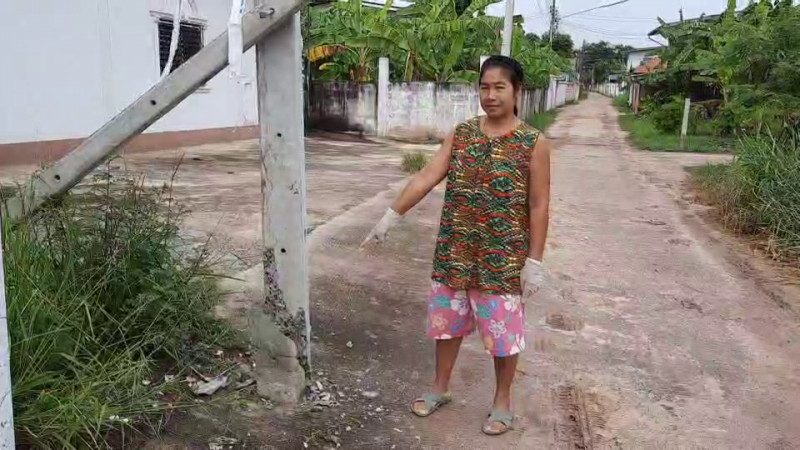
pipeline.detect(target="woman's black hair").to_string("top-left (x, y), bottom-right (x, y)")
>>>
top-left (479, 55), bottom-right (525, 116)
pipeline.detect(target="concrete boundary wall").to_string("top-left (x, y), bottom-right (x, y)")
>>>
top-left (309, 70), bottom-right (579, 140)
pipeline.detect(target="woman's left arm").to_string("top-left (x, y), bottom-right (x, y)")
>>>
top-left (528, 135), bottom-right (551, 262)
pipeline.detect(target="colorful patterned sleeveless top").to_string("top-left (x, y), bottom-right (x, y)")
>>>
top-left (432, 117), bottom-right (541, 295)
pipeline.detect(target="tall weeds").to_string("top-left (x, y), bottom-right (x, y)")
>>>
top-left (2, 169), bottom-right (231, 448)
top-left (693, 129), bottom-right (800, 261)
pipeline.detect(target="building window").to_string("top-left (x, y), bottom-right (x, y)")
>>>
top-left (157, 18), bottom-right (203, 73)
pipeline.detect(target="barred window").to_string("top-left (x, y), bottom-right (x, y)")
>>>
top-left (158, 18), bottom-right (203, 73)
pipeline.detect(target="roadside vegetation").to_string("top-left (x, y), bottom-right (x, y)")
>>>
top-left (692, 131), bottom-right (800, 262)
top-left (306, 0), bottom-right (571, 88)
top-left (401, 151), bottom-right (429, 173)
top-left (614, 95), bottom-right (730, 153)
top-left (638, 0), bottom-right (800, 262)
top-left (2, 171), bottom-right (233, 447)
top-left (529, 109), bottom-right (559, 132)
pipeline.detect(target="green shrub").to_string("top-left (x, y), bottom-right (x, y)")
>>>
top-left (401, 152), bottom-right (429, 173)
top-left (612, 94), bottom-right (629, 109)
top-left (619, 112), bottom-right (729, 153)
top-left (2, 171), bottom-right (232, 447)
top-left (649, 97), bottom-right (686, 133)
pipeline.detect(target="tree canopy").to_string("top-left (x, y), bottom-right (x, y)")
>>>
top-left (647, 0), bottom-right (800, 133)
top-left (307, 0), bottom-right (571, 88)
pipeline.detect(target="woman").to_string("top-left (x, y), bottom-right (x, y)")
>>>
top-left (361, 55), bottom-right (551, 436)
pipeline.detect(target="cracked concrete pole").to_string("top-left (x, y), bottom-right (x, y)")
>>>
top-left (253, 12), bottom-right (310, 402)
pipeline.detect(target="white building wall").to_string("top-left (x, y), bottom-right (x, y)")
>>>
top-left (0, 0), bottom-right (257, 145)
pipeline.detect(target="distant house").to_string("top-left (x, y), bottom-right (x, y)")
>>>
top-left (626, 47), bottom-right (661, 72)
top-left (633, 55), bottom-right (663, 76)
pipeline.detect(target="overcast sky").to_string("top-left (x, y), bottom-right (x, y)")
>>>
top-left (486, 0), bottom-right (750, 49)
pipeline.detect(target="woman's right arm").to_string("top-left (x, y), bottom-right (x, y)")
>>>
top-left (360, 131), bottom-right (455, 247)
top-left (390, 131), bottom-right (455, 214)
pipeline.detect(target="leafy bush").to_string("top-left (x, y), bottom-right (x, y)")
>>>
top-left (612, 94), bottom-right (629, 109)
top-left (2, 171), bottom-right (232, 447)
top-left (401, 152), bottom-right (429, 173)
top-left (619, 112), bottom-right (729, 153)
top-left (649, 97), bottom-right (686, 133)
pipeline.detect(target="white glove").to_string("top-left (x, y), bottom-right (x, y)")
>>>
top-left (520, 258), bottom-right (545, 298)
top-left (360, 208), bottom-right (401, 248)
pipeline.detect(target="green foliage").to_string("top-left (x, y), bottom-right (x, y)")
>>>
top-left (401, 152), bottom-right (430, 173)
top-left (454, 0), bottom-right (472, 16)
top-left (612, 94), bottom-right (628, 108)
top-left (511, 27), bottom-right (572, 88)
top-left (528, 110), bottom-right (559, 131)
top-left (648, 96), bottom-right (686, 133)
top-left (579, 41), bottom-right (632, 83)
top-left (548, 33), bottom-right (574, 59)
top-left (308, 0), bottom-right (570, 87)
top-left (618, 110), bottom-right (729, 153)
top-left (693, 130), bottom-right (800, 260)
top-left (3, 172), bottom-right (231, 447)
top-left (649, 0), bottom-right (800, 135)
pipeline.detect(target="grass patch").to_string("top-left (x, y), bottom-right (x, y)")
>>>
top-left (617, 110), bottom-right (730, 153)
top-left (691, 133), bottom-right (800, 262)
top-left (401, 151), bottom-right (429, 173)
top-left (2, 169), bottom-right (233, 448)
top-left (528, 109), bottom-right (559, 132)
top-left (612, 94), bottom-right (629, 109)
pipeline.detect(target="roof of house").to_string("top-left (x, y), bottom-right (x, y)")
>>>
top-left (632, 55), bottom-right (663, 75)
top-left (648, 4), bottom-right (756, 36)
top-left (626, 46), bottom-right (662, 56)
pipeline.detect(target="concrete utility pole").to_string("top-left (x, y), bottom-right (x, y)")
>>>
top-left (549, 0), bottom-right (557, 43)
top-left (255, 11), bottom-right (310, 372)
top-left (501, 0), bottom-right (514, 56)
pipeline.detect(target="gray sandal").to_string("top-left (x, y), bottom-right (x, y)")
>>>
top-left (482, 409), bottom-right (514, 435)
top-left (410, 393), bottom-right (452, 417)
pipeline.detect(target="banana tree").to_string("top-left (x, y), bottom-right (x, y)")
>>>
top-left (306, 0), bottom-right (397, 81)
top-left (378, 0), bottom-right (504, 82)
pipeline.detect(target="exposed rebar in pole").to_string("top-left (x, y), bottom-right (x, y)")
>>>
top-left (501, 0), bottom-right (514, 56)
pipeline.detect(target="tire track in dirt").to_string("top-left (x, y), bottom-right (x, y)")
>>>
top-left (552, 384), bottom-right (609, 449)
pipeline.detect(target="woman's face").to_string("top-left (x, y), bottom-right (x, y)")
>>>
top-left (480, 67), bottom-right (519, 118)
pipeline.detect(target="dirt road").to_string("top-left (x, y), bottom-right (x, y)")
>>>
top-left (308, 94), bottom-right (800, 449)
top-left (12, 94), bottom-right (797, 448)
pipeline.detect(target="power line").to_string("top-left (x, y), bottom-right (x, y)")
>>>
top-left (561, 0), bottom-right (630, 19)
top-left (561, 20), bottom-right (649, 40)
top-left (566, 15), bottom-right (658, 24)
top-left (535, 0), bottom-right (547, 16)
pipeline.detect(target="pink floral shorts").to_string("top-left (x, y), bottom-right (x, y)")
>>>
top-left (426, 281), bottom-right (526, 357)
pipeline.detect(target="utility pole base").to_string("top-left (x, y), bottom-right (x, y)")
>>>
top-left (249, 309), bottom-right (306, 404)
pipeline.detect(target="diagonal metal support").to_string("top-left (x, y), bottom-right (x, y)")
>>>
top-left (4, 0), bottom-right (302, 220)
